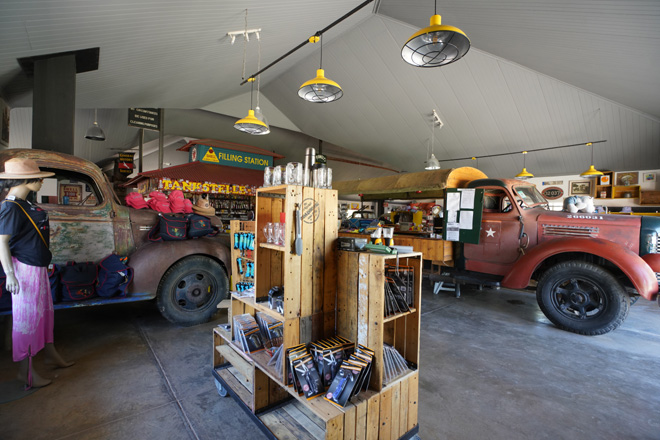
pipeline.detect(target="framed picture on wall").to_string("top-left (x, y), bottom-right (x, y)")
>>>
top-left (569, 180), bottom-right (592, 195)
top-left (614, 171), bottom-right (639, 186)
top-left (643, 172), bottom-right (656, 182)
top-left (59, 184), bottom-right (82, 204)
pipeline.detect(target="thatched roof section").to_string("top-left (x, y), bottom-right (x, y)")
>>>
top-left (334, 167), bottom-right (488, 200)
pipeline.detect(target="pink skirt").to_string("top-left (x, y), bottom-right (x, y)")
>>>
top-left (11, 257), bottom-right (54, 362)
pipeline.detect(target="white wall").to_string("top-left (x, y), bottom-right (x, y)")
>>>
top-left (528, 169), bottom-right (660, 211)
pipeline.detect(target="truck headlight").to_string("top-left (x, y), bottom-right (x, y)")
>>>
top-left (645, 232), bottom-right (659, 254)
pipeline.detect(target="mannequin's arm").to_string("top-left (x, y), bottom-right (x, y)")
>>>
top-left (0, 235), bottom-right (19, 295)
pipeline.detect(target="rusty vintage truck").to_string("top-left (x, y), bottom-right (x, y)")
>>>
top-left (448, 178), bottom-right (660, 335)
top-left (0, 149), bottom-right (232, 326)
top-left (335, 168), bottom-right (660, 335)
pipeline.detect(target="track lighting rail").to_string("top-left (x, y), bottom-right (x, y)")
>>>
top-left (435, 140), bottom-right (607, 164)
top-left (239, 0), bottom-right (375, 85)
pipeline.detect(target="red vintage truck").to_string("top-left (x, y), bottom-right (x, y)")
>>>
top-left (0, 149), bottom-right (231, 326)
top-left (336, 169), bottom-right (660, 335)
top-left (449, 177), bottom-right (660, 335)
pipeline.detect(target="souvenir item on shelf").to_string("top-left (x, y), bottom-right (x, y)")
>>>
top-left (263, 166), bottom-right (274, 187)
top-left (272, 165), bottom-right (285, 186)
top-left (285, 162), bottom-right (303, 185)
top-left (292, 353), bottom-right (324, 400)
top-left (382, 343), bottom-right (412, 386)
top-left (233, 314), bottom-right (264, 354)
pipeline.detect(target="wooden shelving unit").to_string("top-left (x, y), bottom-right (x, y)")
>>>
top-left (640, 191), bottom-right (660, 205)
top-left (612, 185), bottom-right (641, 199)
top-left (213, 185), bottom-right (421, 439)
top-left (336, 251), bottom-right (422, 392)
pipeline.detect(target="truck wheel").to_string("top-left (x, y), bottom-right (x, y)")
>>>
top-left (157, 256), bottom-right (228, 326)
top-left (536, 261), bottom-right (630, 335)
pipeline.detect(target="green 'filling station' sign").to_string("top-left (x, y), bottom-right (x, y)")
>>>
top-left (189, 145), bottom-right (272, 170)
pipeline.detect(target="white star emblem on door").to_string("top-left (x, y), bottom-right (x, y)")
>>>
top-left (486, 228), bottom-right (496, 237)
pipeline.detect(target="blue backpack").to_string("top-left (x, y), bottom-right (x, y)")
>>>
top-left (48, 264), bottom-right (62, 303)
top-left (96, 254), bottom-right (134, 298)
top-left (60, 261), bottom-right (97, 301)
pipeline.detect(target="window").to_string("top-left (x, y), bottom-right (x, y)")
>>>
top-left (34, 169), bottom-right (103, 207)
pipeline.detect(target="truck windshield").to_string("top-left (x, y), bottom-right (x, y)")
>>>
top-left (513, 186), bottom-right (547, 208)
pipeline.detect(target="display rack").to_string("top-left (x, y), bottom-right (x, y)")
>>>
top-left (213, 184), bottom-right (421, 439)
top-left (211, 194), bottom-right (254, 220)
top-left (336, 251), bottom-right (422, 392)
top-left (229, 220), bottom-right (255, 291)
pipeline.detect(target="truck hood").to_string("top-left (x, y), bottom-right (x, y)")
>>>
top-left (535, 210), bottom-right (641, 253)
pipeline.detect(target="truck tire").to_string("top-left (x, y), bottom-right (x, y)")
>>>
top-left (157, 256), bottom-right (228, 326)
top-left (536, 261), bottom-right (630, 335)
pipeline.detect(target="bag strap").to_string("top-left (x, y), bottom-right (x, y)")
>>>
top-left (2, 200), bottom-right (48, 249)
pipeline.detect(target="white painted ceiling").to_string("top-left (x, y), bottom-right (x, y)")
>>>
top-left (0, 0), bottom-right (658, 180)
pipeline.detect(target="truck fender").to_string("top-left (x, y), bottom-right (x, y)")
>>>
top-left (501, 237), bottom-right (659, 300)
top-left (126, 238), bottom-right (232, 296)
top-left (641, 253), bottom-right (660, 274)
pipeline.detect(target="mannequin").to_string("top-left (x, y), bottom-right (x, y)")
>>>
top-left (0, 158), bottom-right (73, 389)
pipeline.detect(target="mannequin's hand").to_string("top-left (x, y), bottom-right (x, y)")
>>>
top-left (6, 273), bottom-right (20, 295)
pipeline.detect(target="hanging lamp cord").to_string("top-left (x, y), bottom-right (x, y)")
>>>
top-left (320, 34), bottom-right (323, 69)
top-left (256, 36), bottom-right (262, 109)
top-left (241, 9), bottom-right (248, 81)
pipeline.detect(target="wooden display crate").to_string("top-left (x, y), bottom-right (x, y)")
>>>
top-left (336, 251), bottom-right (422, 392)
top-left (214, 187), bottom-right (421, 439)
top-left (255, 185), bottom-right (338, 340)
top-left (214, 329), bottom-right (419, 440)
top-left (612, 185), bottom-right (640, 199)
top-left (640, 190), bottom-right (660, 205)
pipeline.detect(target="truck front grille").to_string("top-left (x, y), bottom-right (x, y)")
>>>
top-left (542, 224), bottom-right (599, 238)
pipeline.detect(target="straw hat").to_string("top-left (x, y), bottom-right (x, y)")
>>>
top-left (0, 158), bottom-right (55, 179)
top-left (192, 196), bottom-right (216, 216)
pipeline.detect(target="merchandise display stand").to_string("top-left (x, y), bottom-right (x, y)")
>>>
top-left (212, 185), bottom-right (421, 439)
top-left (229, 220), bottom-right (255, 291)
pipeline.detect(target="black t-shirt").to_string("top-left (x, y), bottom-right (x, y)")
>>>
top-left (0, 197), bottom-right (52, 267)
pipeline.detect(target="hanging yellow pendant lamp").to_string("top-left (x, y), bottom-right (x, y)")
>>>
top-left (298, 35), bottom-right (343, 103)
top-left (580, 143), bottom-right (603, 178)
top-left (515, 151), bottom-right (534, 179)
top-left (401, 10), bottom-right (470, 68)
top-left (235, 78), bottom-right (270, 135)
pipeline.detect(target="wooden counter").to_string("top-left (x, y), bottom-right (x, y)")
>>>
top-left (338, 232), bottom-right (454, 266)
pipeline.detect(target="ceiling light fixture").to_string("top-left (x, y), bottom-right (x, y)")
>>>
top-left (234, 9), bottom-right (269, 135)
top-left (299, 34), bottom-right (343, 103)
top-left (425, 117), bottom-right (441, 170)
top-left (85, 108), bottom-right (106, 141)
top-left (580, 142), bottom-right (603, 178)
top-left (227, 28), bottom-right (261, 45)
top-left (234, 78), bottom-right (269, 135)
top-left (253, 35), bottom-right (270, 134)
top-left (401, 0), bottom-right (470, 68)
top-left (515, 151), bottom-right (534, 179)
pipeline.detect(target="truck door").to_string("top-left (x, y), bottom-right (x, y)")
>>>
top-left (463, 189), bottom-right (522, 275)
top-left (35, 168), bottom-right (118, 264)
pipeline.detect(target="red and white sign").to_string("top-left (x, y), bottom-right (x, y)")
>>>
top-left (542, 186), bottom-right (564, 200)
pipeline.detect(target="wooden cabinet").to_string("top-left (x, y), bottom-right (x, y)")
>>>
top-left (611, 185), bottom-right (640, 199)
top-left (595, 171), bottom-right (614, 199)
top-left (212, 184), bottom-right (421, 439)
top-left (640, 191), bottom-right (660, 205)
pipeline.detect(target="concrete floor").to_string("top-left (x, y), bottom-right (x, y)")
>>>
top-left (1, 282), bottom-right (659, 440)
